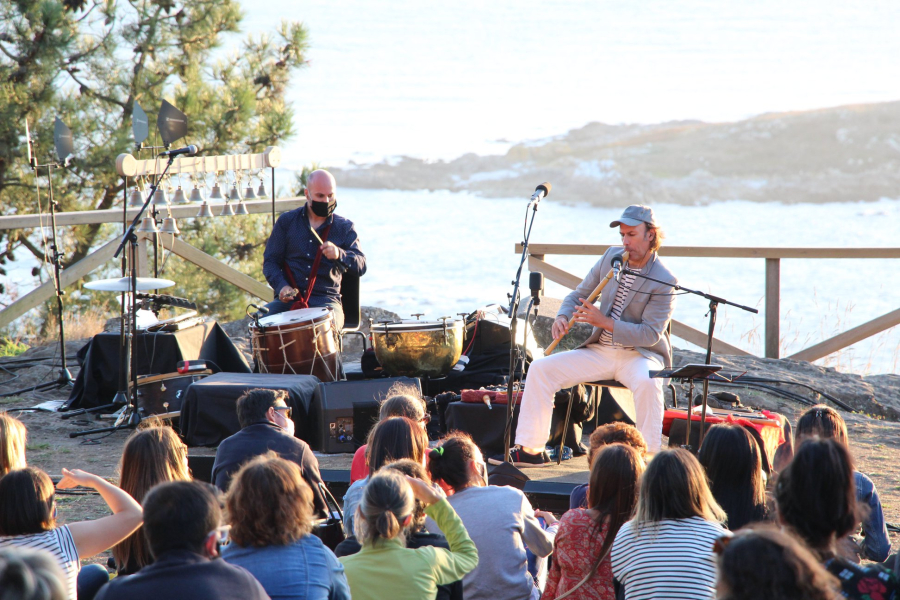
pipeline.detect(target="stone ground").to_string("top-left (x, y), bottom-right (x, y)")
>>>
top-left (0, 307), bottom-right (897, 567)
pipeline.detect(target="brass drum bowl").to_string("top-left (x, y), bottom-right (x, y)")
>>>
top-left (371, 319), bottom-right (464, 377)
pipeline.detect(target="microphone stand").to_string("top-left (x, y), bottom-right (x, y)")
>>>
top-left (4, 155), bottom-right (75, 396)
top-left (69, 154), bottom-right (178, 438)
top-left (620, 264), bottom-right (757, 449)
top-left (502, 197), bottom-right (541, 462)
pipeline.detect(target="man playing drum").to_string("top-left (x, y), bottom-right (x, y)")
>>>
top-left (489, 205), bottom-right (677, 467)
top-left (262, 169), bottom-right (366, 331)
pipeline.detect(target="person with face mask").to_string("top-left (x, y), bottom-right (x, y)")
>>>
top-left (262, 169), bottom-right (366, 330)
top-left (211, 389), bottom-right (328, 518)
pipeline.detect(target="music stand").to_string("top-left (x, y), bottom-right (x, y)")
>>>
top-left (652, 364), bottom-right (725, 451)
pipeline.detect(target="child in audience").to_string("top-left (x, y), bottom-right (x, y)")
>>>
top-left (795, 404), bottom-right (891, 562)
top-left (0, 547), bottom-right (68, 600)
top-left (775, 437), bottom-right (899, 598)
top-left (611, 448), bottom-right (728, 600)
top-left (0, 467), bottom-right (142, 600)
top-left (351, 383), bottom-right (428, 484)
top-left (545, 444), bottom-right (644, 600)
top-left (715, 526), bottom-right (841, 600)
top-left (222, 453), bottom-right (350, 600)
top-left (342, 416), bottom-right (428, 536)
top-left (570, 423), bottom-right (647, 510)
top-left (698, 424), bottom-right (768, 530)
top-left (428, 432), bottom-right (556, 600)
top-left (112, 425), bottom-right (191, 575)
top-left (339, 470), bottom-right (477, 600)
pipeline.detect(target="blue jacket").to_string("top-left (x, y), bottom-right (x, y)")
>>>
top-left (855, 471), bottom-right (891, 562)
top-left (223, 535), bottom-right (350, 600)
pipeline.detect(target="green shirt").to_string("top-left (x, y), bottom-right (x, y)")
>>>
top-left (339, 498), bottom-right (478, 600)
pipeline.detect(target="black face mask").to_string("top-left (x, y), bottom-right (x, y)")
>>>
top-left (310, 199), bottom-right (337, 218)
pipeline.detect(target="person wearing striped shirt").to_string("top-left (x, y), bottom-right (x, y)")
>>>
top-left (491, 205), bottom-right (676, 467)
top-left (610, 449), bottom-right (729, 600)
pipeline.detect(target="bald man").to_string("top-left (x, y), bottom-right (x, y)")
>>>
top-left (262, 170), bottom-right (366, 330)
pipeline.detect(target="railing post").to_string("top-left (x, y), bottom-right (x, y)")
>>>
top-left (765, 258), bottom-right (780, 358)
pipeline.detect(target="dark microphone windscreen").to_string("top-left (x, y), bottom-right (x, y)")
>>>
top-left (535, 182), bottom-right (551, 197)
top-left (529, 271), bottom-right (544, 294)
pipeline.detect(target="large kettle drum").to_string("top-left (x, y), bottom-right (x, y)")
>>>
top-left (371, 317), bottom-right (464, 377)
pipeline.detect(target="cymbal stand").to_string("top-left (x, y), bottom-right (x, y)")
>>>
top-left (69, 154), bottom-right (177, 438)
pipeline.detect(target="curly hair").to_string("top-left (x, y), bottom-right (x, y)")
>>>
top-left (588, 422), bottom-right (648, 465)
top-left (226, 453), bottom-right (315, 547)
top-left (427, 432), bottom-right (481, 492)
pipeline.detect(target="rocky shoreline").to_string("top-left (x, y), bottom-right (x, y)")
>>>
top-left (330, 101), bottom-right (900, 206)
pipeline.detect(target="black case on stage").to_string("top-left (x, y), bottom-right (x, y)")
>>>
top-left (310, 377), bottom-right (421, 453)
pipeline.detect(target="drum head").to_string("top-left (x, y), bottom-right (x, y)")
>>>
top-left (376, 319), bottom-right (462, 332)
top-left (258, 307), bottom-right (331, 327)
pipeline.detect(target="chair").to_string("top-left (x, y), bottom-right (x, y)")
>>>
top-left (338, 271), bottom-right (367, 355)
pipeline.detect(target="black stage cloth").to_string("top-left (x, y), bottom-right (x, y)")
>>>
top-left (64, 322), bottom-right (250, 411)
top-left (180, 373), bottom-right (319, 447)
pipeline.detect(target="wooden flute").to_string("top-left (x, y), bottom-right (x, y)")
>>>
top-left (544, 251), bottom-right (629, 354)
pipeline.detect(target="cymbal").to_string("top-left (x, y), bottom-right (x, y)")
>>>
top-left (84, 277), bottom-right (175, 292)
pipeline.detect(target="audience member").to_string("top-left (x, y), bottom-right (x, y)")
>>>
top-left (112, 425), bottom-right (191, 576)
top-left (610, 448), bottom-right (728, 600)
top-left (795, 404), bottom-right (891, 562)
top-left (775, 438), bottom-right (898, 598)
top-left (342, 417), bottom-right (428, 536)
top-left (94, 481), bottom-right (267, 600)
top-left (339, 470), bottom-right (477, 600)
top-left (0, 547), bottom-right (67, 600)
top-left (0, 468), bottom-right (142, 600)
top-left (427, 432), bottom-right (556, 600)
top-left (335, 459), bottom-right (462, 600)
top-left (698, 424), bottom-right (768, 531)
top-left (0, 413), bottom-right (27, 477)
top-left (715, 525), bottom-right (842, 600)
top-left (221, 453), bottom-right (349, 600)
top-left (570, 423), bottom-right (647, 510)
top-left (350, 383), bottom-right (428, 483)
top-left (212, 389), bottom-right (326, 517)
top-left (545, 444), bottom-right (644, 600)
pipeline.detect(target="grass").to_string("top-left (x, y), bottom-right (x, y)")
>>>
top-left (0, 339), bottom-right (29, 357)
top-left (26, 443), bottom-right (50, 451)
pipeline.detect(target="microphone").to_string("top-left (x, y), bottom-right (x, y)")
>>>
top-left (529, 271), bottom-right (544, 307)
top-left (250, 303), bottom-right (270, 315)
top-left (529, 182), bottom-right (551, 204)
top-left (611, 255), bottom-right (624, 283)
top-left (158, 144), bottom-right (199, 157)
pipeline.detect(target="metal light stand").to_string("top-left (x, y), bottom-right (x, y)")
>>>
top-left (502, 198), bottom-right (541, 462)
top-left (621, 266), bottom-right (757, 450)
top-left (69, 155), bottom-right (178, 438)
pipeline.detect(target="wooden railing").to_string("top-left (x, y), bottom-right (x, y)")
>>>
top-left (0, 198), bottom-right (304, 330)
top-left (518, 243), bottom-right (900, 361)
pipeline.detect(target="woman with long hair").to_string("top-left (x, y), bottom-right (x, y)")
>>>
top-left (222, 453), bottom-right (350, 600)
top-left (0, 467), bottom-right (142, 600)
top-left (339, 469), bottom-right (477, 600)
top-left (569, 423), bottom-right (647, 510)
top-left (698, 424), bottom-right (768, 531)
top-left (427, 432), bottom-right (556, 600)
top-left (0, 413), bottom-right (27, 477)
top-left (341, 416), bottom-right (428, 536)
top-left (112, 425), bottom-right (191, 575)
top-left (794, 404), bottom-right (890, 562)
top-left (715, 526), bottom-right (841, 600)
top-left (545, 444), bottom-right (644, 600)
top-left (610, 448), bottom-right (728, 600)
top-left (775, 437), bottom-right (898, 598)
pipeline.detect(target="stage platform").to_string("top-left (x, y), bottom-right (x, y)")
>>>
top-left (315, 451), bottom-right (590, 514)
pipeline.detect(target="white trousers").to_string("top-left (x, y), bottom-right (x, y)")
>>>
top-left (515, 344), bottom-right (665, 452)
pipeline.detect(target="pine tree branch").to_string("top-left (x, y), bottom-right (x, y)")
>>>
top-left (65, 68), bottom-right (126, 109)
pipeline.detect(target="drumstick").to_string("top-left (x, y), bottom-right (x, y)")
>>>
top-left (544, 251), bottom-right (629, 355)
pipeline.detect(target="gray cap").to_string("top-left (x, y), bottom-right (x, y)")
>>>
top-left (610, 204), bottom-right (656, 228)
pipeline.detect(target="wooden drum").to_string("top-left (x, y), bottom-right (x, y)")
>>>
top-left (249, 307), bottom-right (340, 382)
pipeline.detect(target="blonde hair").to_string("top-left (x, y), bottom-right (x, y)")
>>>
top-left (647, 223), bottom-right (665, 253)
top-left (0, 413), bottom-right (27, 476)
top-left (355, 470), bottom-right (414, 546)
top-left (636, 449), bottom-right (726, 531)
